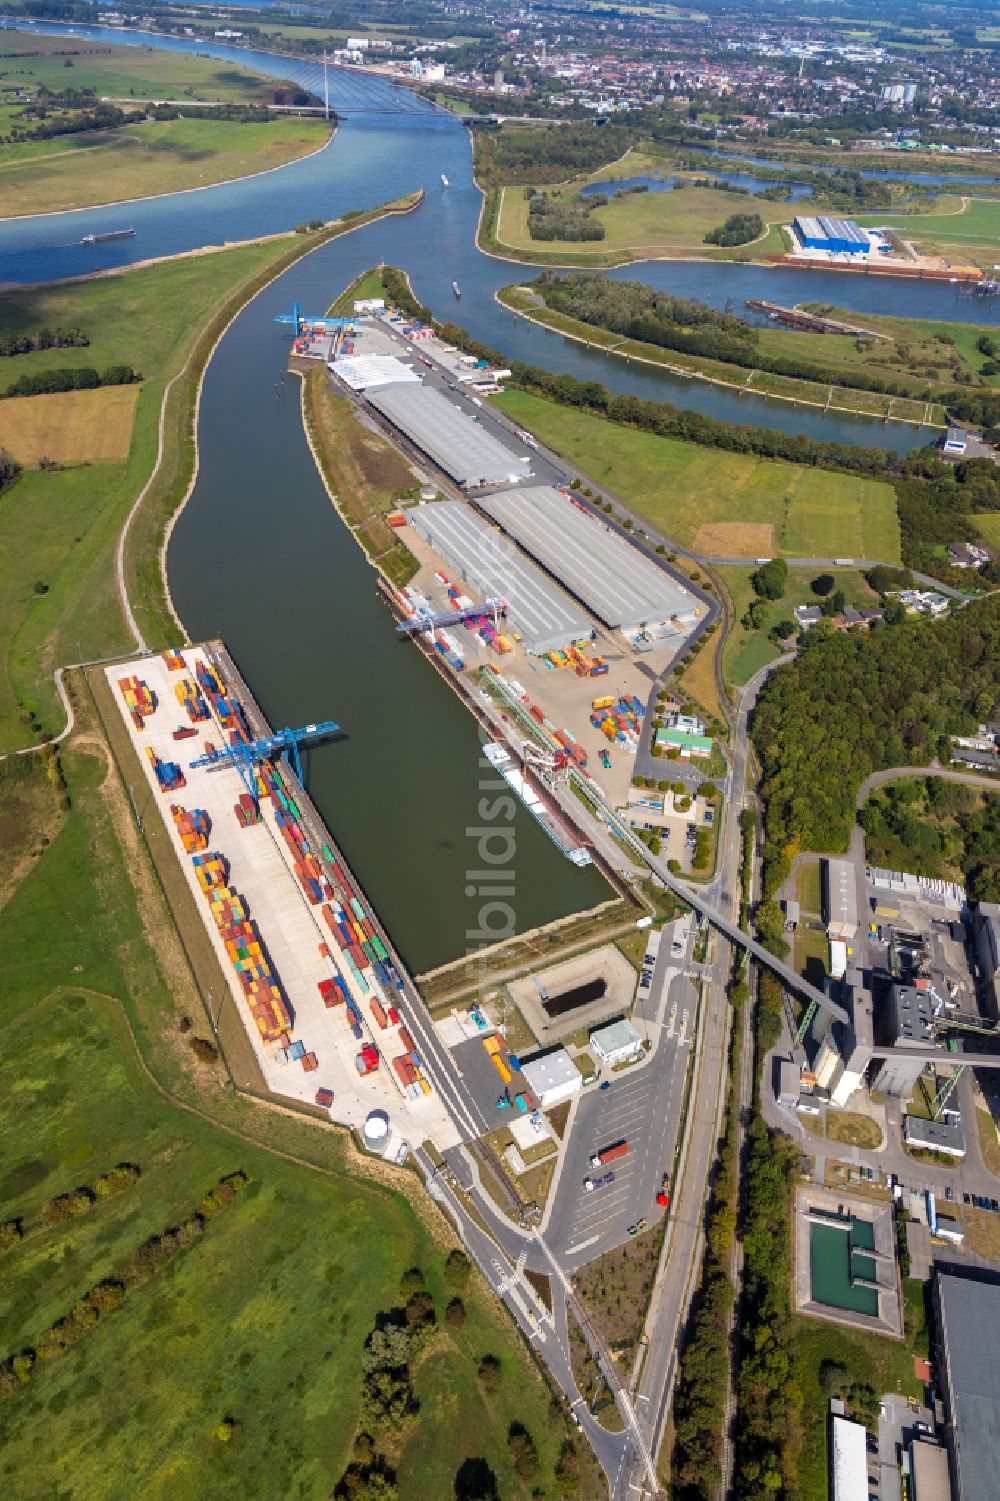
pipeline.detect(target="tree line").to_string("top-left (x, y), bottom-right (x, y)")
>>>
top-left (2, 363), bottom-right (140, 400)
top-left (0, 326), bottom-right (88, 358)
top-left (703, 211), bottom-right (763, 246)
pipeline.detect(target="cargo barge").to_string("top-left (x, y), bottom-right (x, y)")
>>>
top-left (80, 228), bottom-right (135, 245)
top-left (483, 742), bottom-right (592, 867)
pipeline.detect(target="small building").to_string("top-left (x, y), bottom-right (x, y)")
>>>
top-left (947, 540), bottom-right (995, 570)
top-left (520, 1048), bottom-right (582, 1110)
top-left (909, 1437), bottom-right (953, 1501)
top-left (903, 1116), bottom-right (966, 1158)
top-left (794, 604), bottom-right (823, 630)
top-left (941, 427), bottom-right (968, 456)
top-left (777, 1057), bottom-right (800, 1106)
top-left (784, 898), bottom-right (800, 929)
top-left (590, 1018), bottom-right (643, 1068)
top-left (829, 1412), bottom-right (869, 1500)
top-left (654, 728), bottom-right (713, 758)
top-left (824, 857), bottom-right (859, 941)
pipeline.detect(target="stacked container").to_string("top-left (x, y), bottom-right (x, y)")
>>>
top-left (234, 793), bottom-right (260, 829)
top-left (145, 746), bottom-right (185, 791)
top-left (118, 675), bottom-right (156, 731)
top-left (171, 804), bottom-right (209, 853)
top-left (174, 677), bottom-right (210, 723)
top-left (161, 649), bottom-right (185, 672)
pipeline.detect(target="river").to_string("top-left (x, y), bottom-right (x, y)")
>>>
top-left (2, 21), bottom-right (993, 966)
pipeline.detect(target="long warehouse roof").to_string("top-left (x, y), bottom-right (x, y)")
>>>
top-left (408, 500), bottom-right (590, 654)
top-left (477, 485), bottom-right (697, 632)
top-left (365, 383), bottom-right (529, 488)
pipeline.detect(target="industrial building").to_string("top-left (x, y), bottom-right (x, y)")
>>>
top-left (903, 1116), bottom-right (965, 1158)
top-left (476, 486), bottom-right (699, 639)
top-left (408, 500), bottom-right (590, 654)
top-left (908, 1438), bottom-right (953, 1501)
top-left (793, 214), bottom-right (871, 255)
top-left (824, 858), bottom-right (859, 941)
top-left (934, 1270), bottom-right (1000, 1500)
top-left (973, 901), bottom-right (1000, 1019)
top-left (365, 383), bottom-right (528, 488)
top-left (871, 981), bottom-right (937, 1098)
top-left (812, 966), bottom-right (874, 1106)
top-left (520, 1048), bottom-right (582, 1109)
top-left (829, 1411), bottom-right (869, 1500)
top-left (329, 353), bottom-right (420, 391)
top-left (590, 1018), bottom-right (643, 1068)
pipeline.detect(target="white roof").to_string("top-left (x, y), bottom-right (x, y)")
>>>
top-left (328, 355), bottom-right (420, 391)
top-left (366, 383), bottom-right (527, 487)
top-left (521, 1049), bottom-right (582, 1095)
top-left (831, 1416), bottom-right (868, 1500)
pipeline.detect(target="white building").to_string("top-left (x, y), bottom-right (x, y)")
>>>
top-left (520, 1049), bottom-right (582, 1109)
top-left (830, 1413), bottom-right (869, 1500)
top-left (590, 1019), bottom-right (643, 1068)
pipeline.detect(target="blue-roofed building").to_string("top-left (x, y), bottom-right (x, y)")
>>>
top-left (793, 214), bottom-right (870, 255)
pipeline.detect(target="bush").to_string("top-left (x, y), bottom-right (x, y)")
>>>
top-left (94, 1163), bottom-right (140, 1197)
top-left (188, 1035), bottom-right (218, 1064)
top-left (477, 1353), bottom-right (502, 1392)
top-left (507, 1423), bottom-right (539, 1480)
top-left (445, 1297), bottom-right (467, 1330)
top-left (399, 1265), bottom-right (425, 1299)
top-left (444, 1249), bottom-right (471, 1288)
top-left (0, 1220), bottom-right (23, 1252)
top-left (42, 1187), bottom-right (95, 1224)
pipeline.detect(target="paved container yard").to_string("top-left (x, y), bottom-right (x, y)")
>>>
top-left (106, 646), bottom-right (461, 1151)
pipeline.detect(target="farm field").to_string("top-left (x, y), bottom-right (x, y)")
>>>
top-left (0, 385), bottom-right (139, 465)
top-left (0, 116), bottom-right (331, 217)
top-left (0, 732), bottom-right (577, 1501)
top-left (0, 240), bottom-right (299, 751)
top-left (494, 181), bottom-right (790, 264)
top-left (0, 30), bottom-right (284, 105)
top-left (492, 390), bottom-right (901, 564)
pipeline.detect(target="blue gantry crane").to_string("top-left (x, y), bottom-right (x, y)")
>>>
top-left (274, 301), bottom-right (356, 336)
top-left (189, 722), bottom-right (339, 798)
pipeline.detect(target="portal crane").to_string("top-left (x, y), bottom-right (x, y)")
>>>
top-left (521, 739), bottom-right (568, 773)
top-left (396, 598), bottom-right (507, 635)
top-left (189, 721), bottom-right (339, 798)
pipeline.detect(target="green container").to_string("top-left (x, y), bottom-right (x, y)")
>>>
top-left (372, 937), bottom-right (388, 962)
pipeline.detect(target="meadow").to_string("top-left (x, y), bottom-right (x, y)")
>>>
top-left (0, 384), bottom-right (139, 464)
top-left (718, 565), bottom-right (882, 687)
top-left (492, 390), bottom-right (901, 564)
top-left (0, 727), bottom-right (577, 1501)
top-left (0, 115), bottom-right (331, 217)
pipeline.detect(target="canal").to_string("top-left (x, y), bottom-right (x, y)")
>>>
top-left (4, 22), bottom-right (996, 968)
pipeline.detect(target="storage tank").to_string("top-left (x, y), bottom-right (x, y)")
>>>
top-left (363, 1110), bottom-right (390, 1154)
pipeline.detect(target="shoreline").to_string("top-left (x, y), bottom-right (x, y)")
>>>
top-left (493, 289), bottom-right (945, 430)
top-left (0, 117), bottom-right (337, 226)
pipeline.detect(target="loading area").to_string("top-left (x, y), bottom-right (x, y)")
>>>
top-left (105, 642), bottom-right (461, 1152)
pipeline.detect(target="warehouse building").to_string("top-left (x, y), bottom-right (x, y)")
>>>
top-left (520, 1048), bottom-right (582, 1109)
top-left (824, 857), bottom-right (859, 941)
top-left (934, 1271), bottom-right (1000, 1500)
top-left (365, 383), bottom-right (528, 488)
top-left (329, 354), bottom-right (420, 391)
top-left (829, 1411), bottom-right (869, 1501)
top-left (408, 500), bottom-right (590, 654)
top-left (477, 486), bottom-right (699, 639)
top-left (793, 215), bottom-right (870, 255)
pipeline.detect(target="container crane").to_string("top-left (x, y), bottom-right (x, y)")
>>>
top-left (396, 598), bottom-right (507, 635)
top-left (274, 302), bottom-right (357, 336)
top-left (521, 739), bottom-right (569, 773)
top-left (189, 722), bottom-right (339, 799)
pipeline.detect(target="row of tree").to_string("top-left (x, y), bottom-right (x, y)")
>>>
top-left (0, 326), bottom-right (88, 358)
top-left (2, 363), bottom-right (140, 400)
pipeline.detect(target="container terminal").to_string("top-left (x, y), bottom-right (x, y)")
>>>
top-left (106, 641), bottom-right (507, 1153)
top-left (285, 294), bottom-right (713, 815)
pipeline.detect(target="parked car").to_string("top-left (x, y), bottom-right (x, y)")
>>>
top-left (599, 1080), bottom-right (611, 1091)
top-left (945, 1185), bottom-right (954, 1202)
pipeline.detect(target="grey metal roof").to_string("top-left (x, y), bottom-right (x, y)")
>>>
top-left (936, 1271), bottom-right (1000, 1500)
top-left (477, 486), bottom-right (698, 632)
top-left (408, 500), bottom-right (590, 654)
top-left (824, 858), bottom-right (859, 933)
top-left (365, 383), bottom-right (527, 487)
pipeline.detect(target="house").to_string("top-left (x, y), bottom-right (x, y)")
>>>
top-left (947, 541), bottom-right (995, 569)
top-left (831, 607), bottom-right (885, 631)
top-left (794, 604), bottom-right (823, 629)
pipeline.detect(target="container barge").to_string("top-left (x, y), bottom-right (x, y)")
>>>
top-left (483, 742), bottom-right (591, 867)
top-left (80, 228), bottom-right (135, 245)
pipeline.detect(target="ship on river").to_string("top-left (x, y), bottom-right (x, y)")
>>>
top-left (80, 228), bottom-right (135, 246)
top-left (483, 742), bottom-right (592, 866)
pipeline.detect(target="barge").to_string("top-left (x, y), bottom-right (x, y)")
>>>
top-left (80, 228), bottom-right (135, 245)
top-left (483, 741), bottom-right (592, 867)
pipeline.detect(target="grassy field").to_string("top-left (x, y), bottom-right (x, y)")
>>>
top-left (329, 265), bottom-right (391, 315)
top-left (0, 695), bottom-right (589, 1501)
top-left (677, 627), bottom-right (725, 724)
top-left (796, 859), bottom-right (823, 917)
top-left (0, 116), bottom-right (331, 217)
top-left (719, 565), bottom-right (882, 686)
top-left (0, 384), bottom-right (139, 465)
top-left (0, 30), bottom-right (284, 105)
top-left (859, 194), bottom-right (1000, 264)
top-left (0, 240), bottom-right (302, 752)
top-left (493, 390), bottom-right (901, 566)
top-left (970, 511), bottom-right (1000, 549)
top-left (300, 369), bottom-right (419, 587)
top-left (496, 180), bottom-right (790, 263)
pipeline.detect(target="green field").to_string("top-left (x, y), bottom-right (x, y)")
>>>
top-left (492, 390), bottom-right (901, 566)
top-left (0, 729), bottom-right (577, 1501)
top-left (0, 115), bottom-right (330, 217)
top-left (0, 30), bottom-right (283, 104)
top-left (0, 241), bottom-right (302, 752)
top-left (860, 194), bottom-right (1000, 263)
top-left (719, 565), bottom-right (882, 686)
top-left (972, 512), bottom-right (1000, 549)
top-left (496, 180), bottom-right (789, 264)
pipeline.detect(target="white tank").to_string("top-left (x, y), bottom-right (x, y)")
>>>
top-left (363, 1109), bottom-right (390, 1153)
